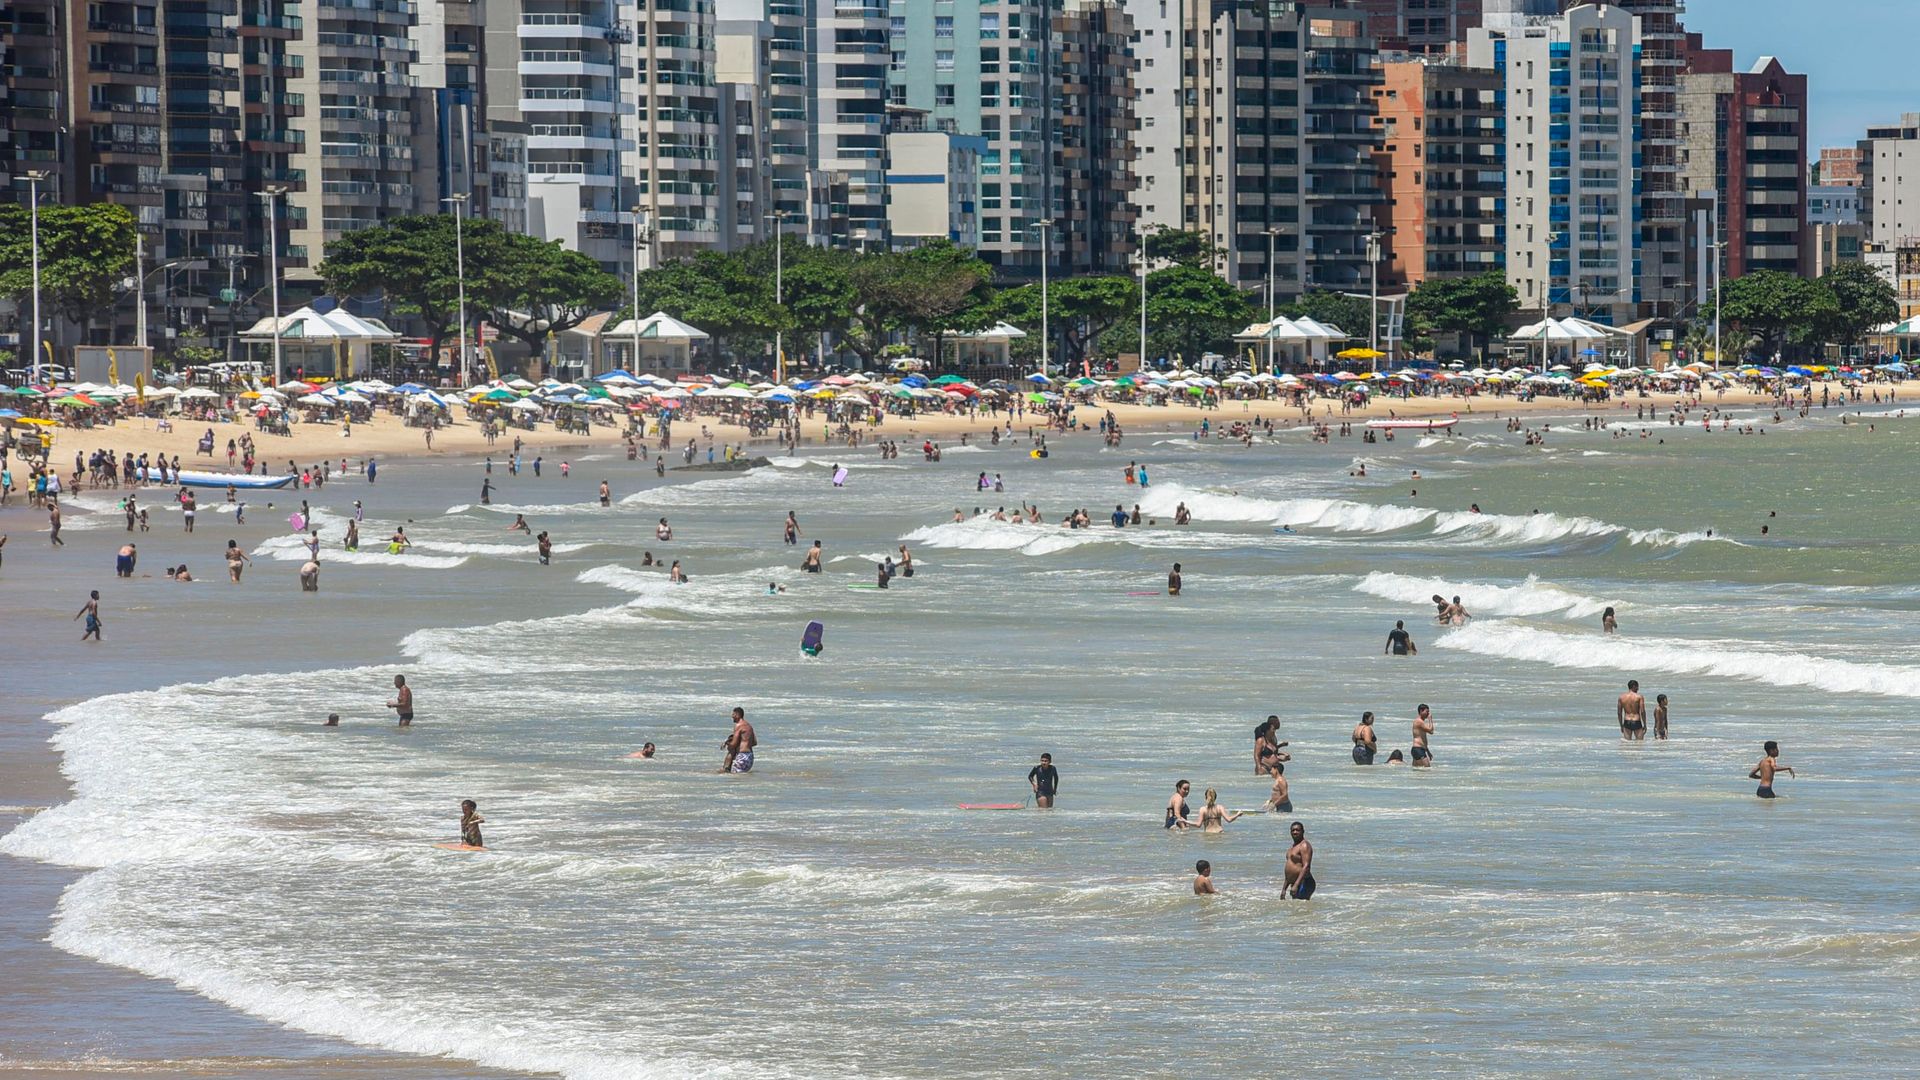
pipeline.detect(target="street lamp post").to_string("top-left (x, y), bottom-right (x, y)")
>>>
top-left (1709, 191), bottom-right (1722, 372)
top-left (1137, 228), bottom-right (1149, 371)
top-left (1036, 218), bottom-right (1053, 377)
top-left (256, 185), bottom-right (288, 384)
top-left (1366, 231), bottom-right (1381, 371)
top-left (443, 193), bottom-right (469, 384)
top-left (765, 211), bottom-right (788, 381)
top-left (630, 207), bottom-right (646, 374)
top-left (25, 170), bottom-right (49, 384)
top-left (1262, 231), bottom-right (1277, 372)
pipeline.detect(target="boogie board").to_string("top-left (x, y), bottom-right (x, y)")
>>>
top-left (289, 512), bottom-right (307, 531)
top-left (958, 803), bottom-right (1026, 810)
top-left (434, 843), bottom-right (486, 852)
top-left (1126, 590), bottom-right (1161, 596)
top-left (832, 467), bottom-right (849, 485)
top-left (800, 620), bottom-right (825, 656)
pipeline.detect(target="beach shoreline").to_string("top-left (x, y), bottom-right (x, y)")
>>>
top-left (4, 385), bottom-right (1809, 479)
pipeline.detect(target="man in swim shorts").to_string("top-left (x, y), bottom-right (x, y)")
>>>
top-left (1750, 740), bottom-right (1793, 798)
top-left (1617, 679), bottom-right (1646, 741)
top-left (1411, 704), bottom-right (1435, 766)
top-left (1284, 822), bottom-right (1315, 899)
top-left (388, 675), bottom-right (414, 726)
top-left (722, 707), bottom-right (756, 773)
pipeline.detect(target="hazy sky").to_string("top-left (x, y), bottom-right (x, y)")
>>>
top-left (1682, 0), bottom-right (1917, 152)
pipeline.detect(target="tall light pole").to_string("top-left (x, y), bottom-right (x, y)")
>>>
top-left (1366, 230), bottom-right (1381, 371)
top-left (1265, 227), bottom-right (1280, 375)
top-left (630, 207), bottom-right (646, 373)
top-left (256, 185), bottom-right (288, 384)
top-left (1710, 190), bottom-right (1722, 372)
top-left (1137, 227), bottom-right (1149, 371)
top-left (765, 210), bottom-right (788, 381)
top-left (442, 193), bottom-right (469, 384)
top-left (25, 170), bottom-right (49, 384)
top-left (1036, 218), bottom-right (1053, 377)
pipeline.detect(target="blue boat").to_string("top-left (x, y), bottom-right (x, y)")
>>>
top-left (170, 470), bottom-right (298, 490)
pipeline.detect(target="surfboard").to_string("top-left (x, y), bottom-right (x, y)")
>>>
top-left (1365, 418), bottom-right (1457, 430)
top-left (800, 620), bottom-right (824, 656)
top-left (1126, 590), bottom-right (1161, 596)
top-left (958, 803), bottom-right (1025, 810)
top-left (434, 843), bottom-right (486, 852)
top-left (847, 584), bottom-right (883, 590)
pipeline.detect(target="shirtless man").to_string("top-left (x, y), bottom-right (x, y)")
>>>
top-left (1408, 704), bottom-right (1436, 766)
top-left (1192, 859), bottom-right (1217, 895)
top-left (800, 541), bottom-right (823, 573)
top-left (1264, 762), bottom-right (1292, 813)
top-left (1749, 740), bottom-right (1794, 798)
top-left (599, 481), bottom-right (611, 507)
top-left (1284, 822), bottom-right (1315, 899)
top-left (387, 675), bottom-right (414, 726)
top-left (1653, 694), bottom-right (1670, 740)
top-left (1617, 679), bottom-right (1646, 741)
top-left (1167, 562), bottom-right (1183, 596)
top-left (1351, 712), bottom-right (1378, 765)
top-left (75, 590), bottom-right (102, 642)
top-left (721, 707), bottom-right (756, 773)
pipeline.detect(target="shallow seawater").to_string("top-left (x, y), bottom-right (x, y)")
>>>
top-left (6, 405), bottom-right (1920, 1078)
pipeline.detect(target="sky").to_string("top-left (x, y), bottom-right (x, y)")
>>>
top-left (1682, 0), bottom-right (1917, 152)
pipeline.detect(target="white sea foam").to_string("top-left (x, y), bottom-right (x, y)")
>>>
top-left (409, 538), bottom-right (592, 557)
top-left (251, 532), bottom-right (467, 569)
top-left (1353, 572), bottom-right (1615, 620)
top-left (900, 519), bottom-right (1105, 557)
top-left (1137, 481), bottom-right (1729, 549)
top-left (1436, 621), bottom-right (1920, 698)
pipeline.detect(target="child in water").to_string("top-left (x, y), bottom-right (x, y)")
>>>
top-left (459, 799), bottom-right (485, 848)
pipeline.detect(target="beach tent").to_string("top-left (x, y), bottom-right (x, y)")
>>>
top-left (599, 312), bottom-right (709, 374)
top-left (240, 307), bottom-right (398, 379)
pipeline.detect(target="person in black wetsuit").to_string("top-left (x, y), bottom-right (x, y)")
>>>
top-left (1385, 620), bottom-right (1416, 656)
top-left (1027, 753), bottom-right (1058, 808)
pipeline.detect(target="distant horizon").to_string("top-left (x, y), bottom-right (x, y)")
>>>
top-left (1682, 0), bottom-right (1914, 154)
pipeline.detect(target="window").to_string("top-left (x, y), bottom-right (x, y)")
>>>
top-left (979, 13), bottom-right (999, 38)
top-left (935, 50), bottom-right (954, 71)
top-left (934, 15), bottom-right (953, 38)
top-left (935, 83), bottom-right (954, 106)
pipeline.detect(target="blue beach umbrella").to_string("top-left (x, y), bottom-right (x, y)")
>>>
top-left (1026, 372), bottom-right (1052, 385)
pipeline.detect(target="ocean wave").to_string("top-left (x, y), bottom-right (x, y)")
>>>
top-left (899, 519), bottom-right (1106, 557)
top-left (1435, 621), bottom-right (1920, 698)
top-left (409, 538), bottom-right (592, 557)
top-left (1353, 572), bottom-right (1614, 620)
top-left (1136, 482), bottom-right (1729, 550)
top-left (251, 532), bottom-right (467, 569)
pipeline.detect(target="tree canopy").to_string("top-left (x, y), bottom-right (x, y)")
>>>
top-left (1144, 263), bottom-right (1256, 365)
top-left (1814, 260), bottom-right (1899, 347)
top-left (0, 201), bottom-right (139, 335)
top-left (990, 275), bottom-right (1138, 370)
top-left (1405, 272), bottom-right (1519, 358)
top-left (1709, 269), bottom-right (1839, 360)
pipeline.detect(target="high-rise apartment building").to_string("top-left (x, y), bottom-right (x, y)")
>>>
top-left (815, 0), bottom-right (890, 248)
top-left (1675, 40), bottom-right (1807, 279)
top-left (1470, 2), bottom-right (1639, 323)
top-left (1859, 113), bottom-right (1920, 253)
top-left (1351, 0), bottom-right (1481, 55)
top-left (1053, 0), bottom-right (1137, 275)
top-left (1611, 0), bottom-right (1688, 318)
top-left (1373, 57), bottom-right (1503, 288)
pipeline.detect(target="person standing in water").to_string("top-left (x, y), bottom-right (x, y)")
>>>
top-left (75, 590), bottom-right (103, 641)
top-left (1617, 679), bottom-right (1646, 740)
top-left (1193, 859), bottom-right (1217, 895)
top-left (537, 531), bottom-right (553, 565)
top-left (1284, 822), bottom-right (1315, 899)
top-left (1164, 780), bottom-right (1196, 830)
top-left (784, 511), bottom-right (801, 546)
top-left (1654, 694), bottom-right (1670, 740)
top-left (1411, 704), bottom-right (1436, 765)
top-left (1264, 763), bottom-right (1292, 813)
top-left (1750, 741), bottom-right (1794, 798)
top-left (599, 480), bottom-right (611, 507)
top-left (1602, 606), bottom-right (1619, 634)
top-left (1352, 712), bottom-right (1378, 764)
top-left (1197, 788), bottom-right (1243, 832)
top-left (387, 675), bottom-right (414, 726)
top-left (226, 540), bottom-right (251, 583)
top-left (344, 519), bottom-right (360, 552)
top-left (801, 541), bottom-right (823, 573)
top-left (1167, 563), bottom-right (1183, 596)
top-left (458, 800), bottom-right (485, 848)
top-left (1385, 620), bottom-right (1416, 656)
top-left (1028, 753), bottom-right (1058, 808)
top-left (721, 707), bottom-right (756, 773)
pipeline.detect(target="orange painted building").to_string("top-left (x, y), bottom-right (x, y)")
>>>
top-left (1371, 59), bottom-right (1504, 290)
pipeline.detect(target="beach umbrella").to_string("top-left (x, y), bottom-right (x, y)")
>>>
top-left (0, 408), bottom-right (21, 419)
top-left (298, 393), bottom-right (335, 407)
top-left (482, 388), bottom-right (518, 402)
top-left (931, 374), bottom-right (968, 385)
top-left (1335, 347), bottom-right (1387, 359)
top-left (1026, 372), bottom-right (1053, 385)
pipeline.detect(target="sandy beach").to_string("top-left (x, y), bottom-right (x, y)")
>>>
top-left (8, 385), bottom-right (1796, 474)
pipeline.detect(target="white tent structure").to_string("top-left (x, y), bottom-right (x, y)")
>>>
top-left (946, 321), bottom-right (1029, 370)
top-left (598, 312), bottom-right (710, 374)
top-left (1234, 315), bottom-right (1347, 369)
top-left (238, 307), bottom-right (400, 379)
top-left (1509, 317), bottom-right (1616, 366)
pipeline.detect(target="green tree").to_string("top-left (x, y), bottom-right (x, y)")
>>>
top-left (487, 236), bottom-right (625, 359)
top-left (1404, 271), bottom-right (1518, 359)
top-left (0, 202), bottom-right (139, 337)
top-left (990, 275), bottom-right (1138, 370)
top-left (1144, 229), bottom-right (1214, 268)
top-left (838, 241), bottom-right (994, 367)
top-left (1145, 263), bottom-right (1256, 365)
top-left (1814, 260), bottom-right (1899, 348)
top-left (1708, 269), bottom-right (1838, 360)
top-left (318, 214), bottom-right (505, 355)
